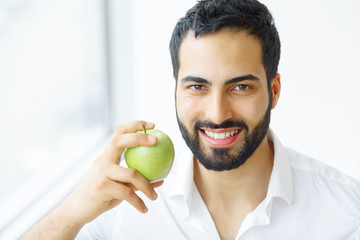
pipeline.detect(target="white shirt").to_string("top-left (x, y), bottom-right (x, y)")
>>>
top-left (76, 130), bottom-right (360, 240)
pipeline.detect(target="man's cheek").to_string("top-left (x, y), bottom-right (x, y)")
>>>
top-left (178, 97), bottom-right (202, 117)
top-left (237, 99), bottom-right (266, 126)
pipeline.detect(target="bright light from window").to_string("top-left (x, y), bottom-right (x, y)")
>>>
top-left (0, 0), bottom-right (108, 234)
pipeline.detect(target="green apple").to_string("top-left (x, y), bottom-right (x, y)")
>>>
top-left (124, 129), bottom-right (175, 182)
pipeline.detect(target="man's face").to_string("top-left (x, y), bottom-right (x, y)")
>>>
top-left (175, 29), bottom-right (277, 171)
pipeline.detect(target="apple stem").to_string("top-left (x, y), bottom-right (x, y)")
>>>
top-left (142, 124), bottom-right (146, 134)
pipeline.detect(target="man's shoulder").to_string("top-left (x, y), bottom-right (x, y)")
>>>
top-left (287, 147), bottom-right (360, 197)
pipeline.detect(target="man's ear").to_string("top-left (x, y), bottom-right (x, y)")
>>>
top-left (271, 73), bottom-right (281, 109)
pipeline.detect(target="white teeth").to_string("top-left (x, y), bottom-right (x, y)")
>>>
top-left (204, 129), bottom-right (239, 140)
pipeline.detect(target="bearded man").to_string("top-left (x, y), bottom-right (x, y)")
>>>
top-left (21, 0), bottom-right (360, 239)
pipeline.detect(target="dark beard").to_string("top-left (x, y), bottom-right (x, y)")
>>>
top-left (176, 102), bottom-right (272, 172)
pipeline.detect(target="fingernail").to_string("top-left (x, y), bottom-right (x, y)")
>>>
top-left (146, 122), bottom-right (155, 127)
top-left (152, 191), bottom-right (158, 200)
top-left (143, 205), bottom-right (148, 213)
top-left (147, 134), bottom-right (156, 142)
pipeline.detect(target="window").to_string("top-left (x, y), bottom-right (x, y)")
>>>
top-left (0, 0), bottom-right (109, 238)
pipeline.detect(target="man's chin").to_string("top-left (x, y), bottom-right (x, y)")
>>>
top-left (193, 145), bottom-right (247, 171)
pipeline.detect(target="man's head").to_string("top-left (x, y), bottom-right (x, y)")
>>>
top-left (170, 0), bottom-right (280, 88)
top-left (171, 0), bottom-right (281, 171)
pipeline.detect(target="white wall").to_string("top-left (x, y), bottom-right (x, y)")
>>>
top-left (112, 0), bottom-right (360, 180)
top-left (265, 0), bottom-right (360, 180)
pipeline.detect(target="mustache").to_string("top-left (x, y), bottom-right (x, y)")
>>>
top-left (194, 119), bottom-right (249, 131)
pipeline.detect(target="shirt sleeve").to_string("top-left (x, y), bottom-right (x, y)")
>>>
top-left (74, 209), bottom-right (118, 240)
top-left (75, 224), bottom-right (100, 240)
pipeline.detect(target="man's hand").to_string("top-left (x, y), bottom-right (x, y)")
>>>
top-left (20, 120), bottom-right (164, 240)
top-left (65, 120), bottom-right (163, 224)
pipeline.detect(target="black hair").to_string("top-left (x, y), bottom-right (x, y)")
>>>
top-left (169, 0), bottom-right (281, 88)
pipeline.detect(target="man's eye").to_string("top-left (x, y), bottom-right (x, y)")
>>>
top-left (233, 84), bottom-right (250, 91)
top-left (189, 85), bottom-right (206, 90)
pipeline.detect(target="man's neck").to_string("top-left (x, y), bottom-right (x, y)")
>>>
top-left (193, 135), bottom-right (274, 209)
top-left (194, 137), bottom-right (274, 201)
top-left (193, 136), bottom-right (274, 239)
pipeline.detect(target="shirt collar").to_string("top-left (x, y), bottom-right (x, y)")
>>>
top-left (266, 128), bottom-right (293, 205)
top-left (169, 145), bottom-right (194, 201)
top-left (169, 128), bottom-right (294, 206)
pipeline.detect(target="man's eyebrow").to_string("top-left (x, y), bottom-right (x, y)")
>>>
top-left (180, 74), bottom-right (260, 85)
top-left (180, 76), bottom-right (211, 85)
top-left (225, 74), bottom-right (260, 85)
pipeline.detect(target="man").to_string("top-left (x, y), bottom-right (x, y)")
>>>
top-left (21, 0), bottom-right (360, 239)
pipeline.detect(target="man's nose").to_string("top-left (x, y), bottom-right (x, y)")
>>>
top-left (204, 92), bottom-right (233, 125)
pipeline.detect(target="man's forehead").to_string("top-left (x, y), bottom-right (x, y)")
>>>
top-left (178, 29), bottom-right (262, 63)
top-left (177, 29), bottom-right (265, 83)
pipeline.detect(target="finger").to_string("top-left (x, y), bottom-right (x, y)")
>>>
top-left (110, 132), bottom-right (158, 163)
top-left (106, 199), bottom-right (122, 211)
top-left (124, 180), bottom-right (164, 197)
top-left (115, 131), bottom-right (158, 149)
top-left (115, 120), bottom-right (155, 136)
top-left (151, 180), bottom-right (164, 189)
top-left (106, 181), bottom-right (148, 214)
top-left (107, 166), bottom-right (158, 201)
top-left (104, 130), bottom-right (158, 163)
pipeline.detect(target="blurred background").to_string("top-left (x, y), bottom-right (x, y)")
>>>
top-left (0, 0), bottom-right (359, 238)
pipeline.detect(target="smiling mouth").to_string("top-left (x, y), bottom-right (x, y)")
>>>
top-left (199, 128), bottom-right (242, 147)
top-left (201, 129), bottom-right (241, 139)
